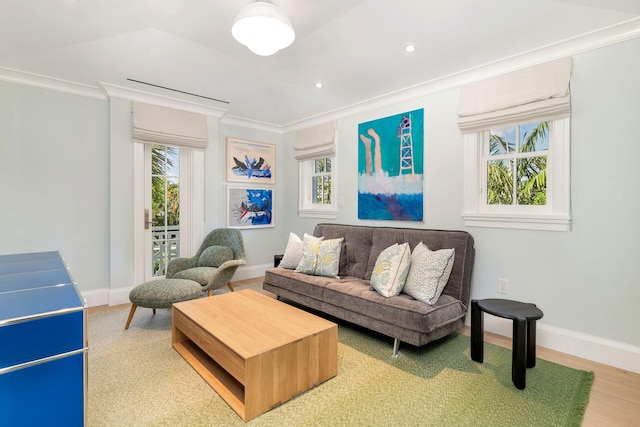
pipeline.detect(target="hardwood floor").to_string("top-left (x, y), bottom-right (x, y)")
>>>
top-left (90, 277), bottom-right (640, 426)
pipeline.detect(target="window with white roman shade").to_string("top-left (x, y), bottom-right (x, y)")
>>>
top-left (132, 102), bottom-right (208, 149)
top-left (458, 58), bottom-right (572, 231)
top-left (295, 121), bottom-right (338, 218)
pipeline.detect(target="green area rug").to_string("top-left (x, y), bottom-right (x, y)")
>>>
top-left (88, 308), bottom-right (593, 426)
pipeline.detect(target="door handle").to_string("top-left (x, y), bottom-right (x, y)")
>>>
top-left (144, 209), bottom-right (152, 230)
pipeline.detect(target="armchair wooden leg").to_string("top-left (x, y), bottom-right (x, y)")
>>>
top-left (227, 282), bottom-right (235, 292)
top-left (208, 289), bottom-right (213, 297)
top-left (125, 304), bottom-right (137, 330)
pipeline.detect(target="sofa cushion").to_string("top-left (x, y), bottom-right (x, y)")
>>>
top-left (263, 268), bottom-right (467, 337)
top-left (370, 243), bottom-right (411, 297)
top-left (403, 242), bottom-right (455, 305)
top-left (295, 234), bottom-right (343, 278)
top-left (197, 246), bottom-right (233, 268)
top-left (173, 266), bottom-right (216, 286)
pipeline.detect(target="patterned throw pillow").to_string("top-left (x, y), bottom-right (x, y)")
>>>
top-left (278, 232), bottom-right (308, 269)
top-left (295, 233), bottom-right (323, 274)
top-left (295, 234), bottom-right (343, 278)
top-left (370, 243), bottom-right (412, 297)
top-left (403, 242), bottom-right (455, 305)
top-left (314, 238), bottom-right (344, 278)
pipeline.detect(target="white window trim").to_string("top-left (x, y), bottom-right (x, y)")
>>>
top-left (462, 117), bottom-right (571, 231)
top-left (298, 156), bottom-right (337, 219)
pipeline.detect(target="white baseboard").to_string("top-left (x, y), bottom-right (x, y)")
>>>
top-left (81, 287), bottom-right (131, 307)
top-left (234, 263), bottom-right (270, 282)
top-left (81, 288), bottom-right (109, 307)
top-left (476, 316), bottom-right (640, 374)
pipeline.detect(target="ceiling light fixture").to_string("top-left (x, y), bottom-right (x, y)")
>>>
top-left (405, 44), bottom-right (416, 53)
top-left (231, 1), bottom-right (295, 56)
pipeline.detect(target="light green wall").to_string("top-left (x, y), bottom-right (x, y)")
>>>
top-left (0, 81), bottom-right (110, 292)
top-left (279, 38), bottom-right (640, 347)
top-left (1, 37), bottom-right (638, 347)
top-left (108, 96), bottom-right (136, 292)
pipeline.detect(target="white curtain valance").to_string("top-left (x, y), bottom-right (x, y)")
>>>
top-left (458, 57), bottom-right (572, 133)
top-left (132, 102), bottom-right (208, 149)
top-left (294, 121), bottom-right (337, 160)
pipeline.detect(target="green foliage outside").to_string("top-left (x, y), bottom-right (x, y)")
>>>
top-left (487, 121), bottom-right (548, 206)
top-left (152, 145), bottom-right (180, 226)
top-left (313, 157), bottom-right (332, 204)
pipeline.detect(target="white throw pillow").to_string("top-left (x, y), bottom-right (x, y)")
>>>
top-left (278, 232), bottom-right (306, 269)
top-left (403, 242), bottom-right (455, 305)
top-left (370, 243), bottom-right (411, 297)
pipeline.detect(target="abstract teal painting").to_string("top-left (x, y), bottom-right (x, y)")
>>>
top-left (358, 109), bottom-right (424, 221)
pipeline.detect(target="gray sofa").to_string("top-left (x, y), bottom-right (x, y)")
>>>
top-left (263, 223), bottom-right (475, 356)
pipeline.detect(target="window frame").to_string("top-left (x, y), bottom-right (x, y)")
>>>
top-left (462, 117), bottom-right (571, 231)
top-left (298, 155), bottom-right (337, 219)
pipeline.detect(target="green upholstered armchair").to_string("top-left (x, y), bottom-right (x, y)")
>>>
top-left (166, 228), bottom-right (246, 295)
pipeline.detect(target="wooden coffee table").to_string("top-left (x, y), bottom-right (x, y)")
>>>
top-left (172, 289), bottom-right (338, 421)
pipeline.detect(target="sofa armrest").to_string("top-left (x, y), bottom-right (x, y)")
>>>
top-left (274, 254), bottom-right (284, 268)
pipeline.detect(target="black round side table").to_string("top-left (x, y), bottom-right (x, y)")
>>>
top-left (470, 298), bottom-right (544, 390)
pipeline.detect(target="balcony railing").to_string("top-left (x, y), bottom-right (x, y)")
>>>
top-left (152, 225), bottom-right (180, 276)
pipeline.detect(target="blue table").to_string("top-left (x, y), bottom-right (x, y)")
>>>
top-left (0, 251), bottom-right (87, 426)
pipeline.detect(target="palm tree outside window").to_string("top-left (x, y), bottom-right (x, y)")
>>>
top-left (486, 121), bottom-right (548, 206)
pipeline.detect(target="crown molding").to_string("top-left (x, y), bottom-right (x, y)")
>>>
top-left (220, 114), bottom-right (283, 133)
top-left (0, 66), bottom-right (106, 100)
top-left (100, 83), bottom-right (228, 118)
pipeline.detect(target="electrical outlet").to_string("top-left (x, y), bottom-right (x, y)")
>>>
top-left (497, 278), bottom-right (509, 294)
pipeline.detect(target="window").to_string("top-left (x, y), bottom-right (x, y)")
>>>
top-left (486, 121), bottom-right (548, 207)
top-left (151, 145), bottom-right (180, 277)
top-left (131, 100), bottom-right (207, 284)
top-left (462, 117), bottom-right (570, 231)
top-left (294, 121), bottom-right (338, 218)
top-left (299, 156), bottom-right (337, 218)
top-left (458, 58), bottom-right (572, 231)
top-left (312, 157), bottom-right (332, 204)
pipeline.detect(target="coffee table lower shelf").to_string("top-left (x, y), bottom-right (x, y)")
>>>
top-left (171, 291), bottom-right (338, 421)
top-left (173, 339), bottom-right (246, 413)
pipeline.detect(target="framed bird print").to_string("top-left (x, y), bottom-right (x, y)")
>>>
top-left (226, 137), bottom-right (275, 184)
top-left (227, 186), bottom-right (274, 229)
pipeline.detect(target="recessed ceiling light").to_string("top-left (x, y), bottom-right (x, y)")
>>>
top-left (405, 44), bottom-right (416, 53)
top-left (315, 82), bottom-right (323, 89)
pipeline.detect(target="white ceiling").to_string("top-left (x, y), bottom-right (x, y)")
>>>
top-left (1, 0), bottom-right (639, 127)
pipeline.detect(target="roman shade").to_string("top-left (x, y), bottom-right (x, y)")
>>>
top-left (294, 121), bottom-right (337, 160)
top-left (458, 57), bottom-right (572, 133)
top-left (132, 102), bottom-right (208, 149)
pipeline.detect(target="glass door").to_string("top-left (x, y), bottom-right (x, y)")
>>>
top-left (145, 144), bottom-right (181, 279)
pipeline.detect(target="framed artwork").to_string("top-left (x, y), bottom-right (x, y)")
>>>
top-left (227, 186), bottom-right (274, 229)
top-left (357, 108), bottom-right (424, 221)
top-left (226, 137), bottom-right (275, 184)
